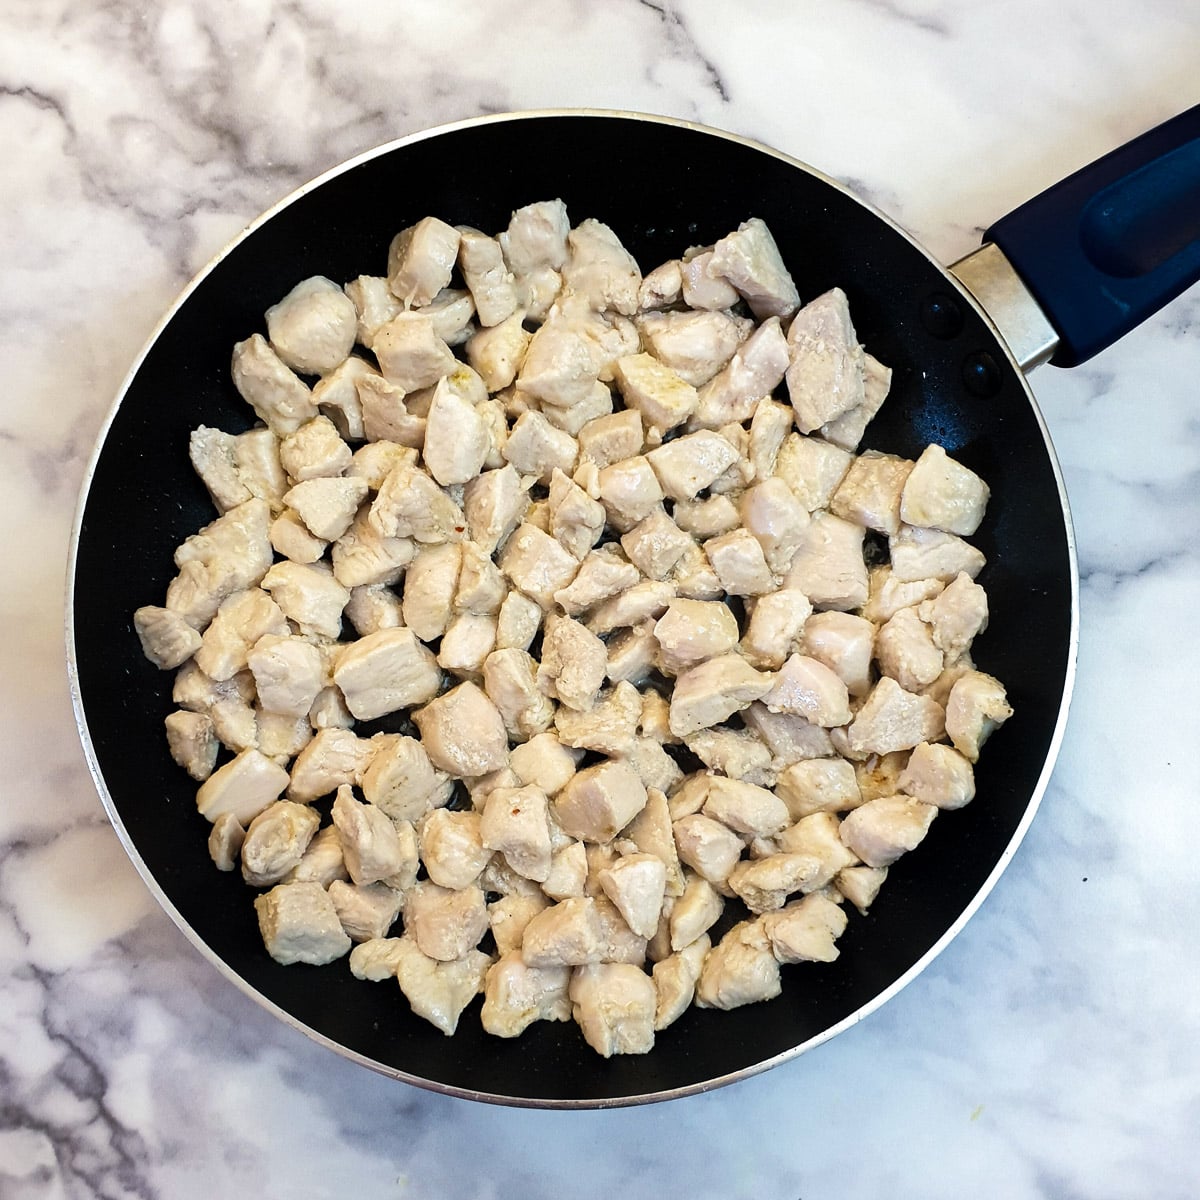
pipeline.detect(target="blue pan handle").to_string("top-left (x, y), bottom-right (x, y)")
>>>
top-left (985, 103), bottom-right (1200, 367)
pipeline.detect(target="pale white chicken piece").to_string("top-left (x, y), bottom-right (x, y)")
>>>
top-left (710, 217), bottom-right (799, 317)
top-left (284, 824), bottom-right (348, 887)
top-left (784, 511), bottom-right (868, 611)
top-left (615, 510), bottom-right (691, 582)
top-left (521, 896), bottom-right (605, 967)
top-left (208, 695), bottom-right (258, 754)
top-left (437, 612), bottom-right (498, 677)
top-left (569, 962), bottom-right (657, 1056)
top-left (785, 287), bottom-right (865, 433)
top-left (703, 775), bottom-right (790, 838)
top-left (553, 761), bottom-right (648, 844)
top-left (695, 920), bottom-right (781, 1010)
top-left (543, 381), bottom-right (615, 439)
top-left (672, 494), bottom-right (740, 540)
top-left (669, 654), bottom-right (775, 737)
top-left (327, 880), bottom-right (404, 942)
top-left (413, 682), bottom-right (510, 778)
top-left (489, 893), bottom-right (550, 956)
top-left (500, 199), bottom-right (570, 274)
top-left (603, 621), bottom-right (656, 687)
top-left (741, 588), bottom-right (813, 670)
top-left (256, 709), bottom-right (313, 764)
top-left (134, 606), bottom-right (202, 670)
top-left (285, 728), bottom-right (372, 802)
top-left (554, 682), bottom-right (641, 757)
top-left (669, 872), bottom-right (724, 951)
top-left (403, 880), bottom-right (489, 962)
top-left (165, 710), bottom-right (218, 781)
top-left (577, 409), bottom-right (644, 469)
top-left (762, 654), bottom-right (852, 728)
top-left (332, 627), bottom-right (441, 720)
top-left (464, 308), bottom-right (530, 392)
top-left (876, 606), bottom-right (944, 693)
top-left (188, 426), bottom-right (252, 513)
top-left (283, 477), bottom-right (368, 542)
top-left (945, 670), bottom-right (1013, 762)
top-left (840, 794), bottom-right (938, 867)
top-left (888, 524), bottom-right (986, 583)
top-left (483, 647), bottom-right (555, 741)
top-left (536, 614), bottom-right (607, 712)
top-left (279, 415), bottom-right (352, 482)
top-left (672, 545), bottom-right (725, 601)
top-left (680, 248), bottom-right (740, 309)
top-left (393, 939), bottom-right (491, 1036)
top-left (542, 841), bottom-right (588, 902)
top-left (636, 307), bottom-right (750, 387)
top-left (348, 935), bottom-right (406, 981)
top-left (401, 542), bottom-right (462, 640)
top-left (652, 599), bottom-right (739, 676)
top-left (596, 455), bottom-right (665, 532)
top-left (835, 863), bottom-right (887, 914)
top-left (638, 258), bottom-right (684, 309)
top-left (561, 218), bottom-right (642, 315)
top-left (516, 303), bottom-right (605, 408)
top-left (509, 732), bottom-right (581, 797)
top-left (422, 376), bottom-right (490, 486)
top-left (830, 451), bottom-right (915, 537)
top-left (777, 811), bottom-right (859, 885)
top-left (646, 431), bottom-right (739, 501)
top-left (612, 352), bottom-right (698, 435)
top-left (310, 354), bottom-right (370, 441)
top-left (854, 750), bottom-right (911, 803)
top-left (260, 561), bottom-right (349, 639)
top-left (308, 685), bottom-right (355, 732)
top-left (761, 892), bottom-right (848, 963)
top-left (362, 734), bottom-right (451, 823)
top-left (775, 756), bottom-right (863, 819)
top-left (739, 477), bottom-right (810, 574)
top-left (919, 570), bottom-right (988, 661)
top-left (666, 772), bottom-right (711, 821)
top-left (863, 566), bottom-right (945, 625)
top-left (553, 548), bottom-right (640, 616)
top-left (456, 225), bottom-right (518, 326)
top-left (232, 427), bottom-right (289, 511)
top-left (461, 465), bottom-right (530, 557)
top-left (703, 529), bottom-right (775, 596)
top-left (694, 316), bottom-right (790, 427)
top-left (728, 852), bottom-right (822, 913)
top-left (343, 274), bottom-right (403, 349)
top-left (386, 216), bottom-right (461, 307)
top-left (207, 811), bottom-right (245, 871)
top-left (652, 934), bottom-right (710, 1030)
top-left (498, 522), bottom-right (581, 608)
top-left (503, 412), bottom-right (579, 483)
top-left (254, 881), bottom-right (351, 965)
top-left (773, 434), bottom-right (853, 513)
top-left (495, 589), bottom-right (543, 651)
top-left (586, 578), bottom-right (677, 635)
top-left (480, 951), bottom-right (572, 1038)
top-left (819, 351), bottom-right (893, 451)
top-left (167, 499), bottom-right (274, 630)
top-left (329, 784), bottom-right (414, 887)
top-left (373, 312), bottom-right (457, 391)
top-left (898, 741), bottom-right (976, 809)
top-left (741, 702), bottom-right (835, 764)
top-left (621, 736), bottom-right (684, 795)
top-left (231, 334), bottom-right (318, 436)
top-left (547, 468), bottom-right (605, 561)
top-left (356, 374), bottom-right (425, 448)
top-left (270, 509), bottom-right (328, 565)
top-left (900, 443), bottom-right (990, 536)
top-left (346, 438), bottom-right (416, 489)
top-left (196, 747), bottom-right (289, 824)
top-left (481, 784), bottom-right (554, 883)
top-left (847, 676), bottom-right (946, 756)
top-left (684, 726), bottom-right (775, 788)
top-left (598, 853), bottom-right (668, 940)
top-left (246, 634), bottom-right (324, 718)
top-left (672, 813), bottom-right (745, 891)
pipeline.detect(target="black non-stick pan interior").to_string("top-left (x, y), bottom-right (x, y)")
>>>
top-left (71, 113), bottom-right (1074, 1105)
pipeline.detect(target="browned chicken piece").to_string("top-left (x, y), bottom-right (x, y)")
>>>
top-left (900, 443), bottom-right (990, 536)
top-left (668, 654), bottom-right (776, 737)
top-left (785, 288), bottom-right (865, 433)
top-left (775, 757), bottom-right (864, 819)
top-left (761, 892), bottom-right (848, 964)
top-left (839, 794), bottom-right (938, 868)
top-left (762, 654), bottom-right (853, 728)
top-left (945, 670), bottom-right (1013, 761)
top-left (612, 352), bottom-right (699, 435)
top-left (695, 920), bottom-right (781, 1010)
top-left (412, 681), bottom-right (510, 778)
top-left (919, 570), bottom-right (988, 661)
top-left (875, 606), bottom-right (945, 694)
top-left (773, 434), bottom-right (854, 513)
top-left (898, 741), bottom-right (976, 809)
top-left (830, 450), bottom-right (915, 537)
top-left (784, 511), bottom-right (868, 611)
top-left (694, 317), bottom-right (790, 428)
top-left (480, 784), bottom-right (554, 882)
top-left (635, 308), bottom-right (751, 387)
top-left (846, 676), bottom-right (946, 756)
top-left (653, 599), bottom-right (740, 675)
top-left (888, 525), bottom-right (986, 583)
top-left (819, 352), bottom-right (892, 451)
top-left (569, 963), bottom-right (657, 1056)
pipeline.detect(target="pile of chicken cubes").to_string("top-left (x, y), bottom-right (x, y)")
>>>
top-left (133, 199), bottom-right (1013, 1057)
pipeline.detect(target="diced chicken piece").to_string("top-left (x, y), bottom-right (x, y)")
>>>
top-left (728, 852), bottom-right (823, 913)
top-left (385, 216), bottom-right (460, 307)
top-left (555, 682), bottom-right (642, 757)
top-left (569, 962), bottom-right (656, 1056)
top-left (671, 540), bottom-right (725, 601)
top-left (497, 523), bottom-right (581, 608)
top-left (309, 683), bottom-right (354, 733)
top-left (672, 813), bottom-right (745, 892)
top-left (833, 864), bottom-right (886, 915)
top-left (283, 823), bottom-right (348, 887)
top-left (584, 581), bottom-right (675, 639)
top-left (876, 606), bottom-right (944, 693)
top-left (462, 311), bottom-right (528, 394)
top-left (614, 511), bottom-right (690, 582)
top-left (245, 634), bottom-right (323, 718)
top-left (577, 409), bottom-right (644, 470)
top-left (239, 799), bottom-right (322, 887)
top-left (348, 935), bottom-right (410, 982)
top-left (652, 934), bottom-right (710, 1030)
top-left (167, 499), bottom-right (274, 630)
top-left (282, 477), bottom-right (368, 543)
top-left (680, 248), bottom-right (740, 309)
top-left (437, 612), bottom-right (498, 677)
top-left (695, 919), bottom-right (781, 1010)
top-left (206, 811), bottom-right (245, 871)
top-left (402, 880), bottom-right (488, 963)
top-left (651, 599), bottom-right (738, 676)
top-left (454, 225), bottom-right (518, 326)
top-left (270, 509), bottom-right (327, 565)
top-left (553, 761), bottom-right (648, 844)
top-left (699, 529), bottom-right (772, 597)
top-left (542, 840), bottom-right (588, 901)
top-left (742, 702), bottom-right (834, 764)
top-left (256, 708), bottom-right (313, 763)
top-left (532, 614), bottom-right (604, 713)
top-left (919, 571), bottom-right (988, 661)
top-left (500, 199), bottom-right (570, 275)
top-left (516, 304), bottom-right (606, 408)
top-left (355, 374), bottom-right (425, 448)
top-left (707, 217), bottom-right (797, 317)
top-left (447, 543), bottom-right (505, 619)
top-left (668, 872), bottom-right (722, 950)
top-left (521, 896), bottom-right (605, 967)
top-left (494, 589), bottom-right (543, 652)
top-left (854, 749), bottom-right (911, 802)
top-left (509, 732), bottom-right (581, 797)
top-left (308, 353), bottom-right (370, 440)
top-left (703, 775), bottom-right (790, 838)
top-left (847, 676), bottom-right (946, 756)
top-left (343, 273), bottom-right (402, 347)
top-left (503, 411), bottom-right (578, 484)
top-left (373, 463), bottom-right (466, 549)
top-left (134, 606), bottom-right (202, 670)
top-left (345, 439), bottom-right (416, 490)
top-left (599, 621), bottom-right (653, 687)
top-left (482, 647), bottom-right (554, 741)
top-left (373, 312), bottom-right (457, 392)
top-left (685, 726), bottom-right (775, 788)
top-left (672, 494), bottom-right (740, 540)
top-left (819, 351), bottom-right (892, 451)
top-left (669, 654), bottom-right (775, 738)
top-left (258, 561), bottom-right (348, 639)
top-left (480, 783), bottom-right (554, 883)
top-left (773, 434), bottom-right (852, 514)
top-left (459, 466), bottom-right (529, 558)
top-left (621, 737), bottom-right (684, 796)
top-left (331, 627), bottom-right (441, 721)
top-left (412, 681), bottom-right (510, 779)
top-left (489, 893), bottom-right (550, 957)
top-left (945, 670), bottom-right (1013, 761)
top-left (401, 542), bottom-right (461, 640)
top-left (284, 728), bottom-right (371, 803)
top-left (279, 415), bottom-right (352, 482)
top-left (164, 710), bottom-right (218, 781)
top-left (611, 784), bottom-right (678, 892)
top-left (744, 399), bottom-right (792, 482)
top-left (189, 426), bottom-right (252, 513)
top-left (889, 524), bottom-right (986, 583)
top-left (208, 694), bottom-right (258, 753)
top-left (585, 893), bottom-right (645, 963)
top-left (231, 334), bottom-right (318, 436)
top-left (345, 581), bottom-right (406, 636)
top-left (636, 257), bottom-right (683, 309)
top-left (597, 854), bottom-right (667, 940)
top-left (900, 443), bottom-right (990, 536)
top-left (840, 794), bottom-right (938, 867)
top-left (775, 756), bottom-right (863, 820)
top-left (193, 588), bottom-right (287, 682)
top-left (830, 451), bottom-right (914, 537)
top-left (383, 936), bottom-right (487, 1034)
top-left (785, 287), bottom-right (865, 433)
top-left (553, 549), bottom-right (639, 617)
top-left (666, 772), bottom-right (712, 822)
top-left (612, 352), bottom-right (698, 435)
top-left (707, 422), bottom-right (754, 495)
top-left (694, 316), bottom-right (790, 427)
top-left (420, 377), bottom-right (489, 486)
top-left (898, 741), bottom-right (976, 810)
top-left (362, 735), bottom-right (450, 822)
top-left (863, 566), bottom-right (945, 625)
top-left (328, 785), bottom-right (413, 887)
top-left (547, 468), bottom-right (605, 561)
top-left (739, 478), bottom-right (811, 574)
top-left (481, 949), bottom-right (572, 1037)
top-left (761, 892), bottom-right (848, 964)
top-left (254, 880), bottom-right (351, 965)
top-left (740, 588), bottom-right (812, 670)
top-left (784, 511), bottom-right (868, 611)
top-left (646, 431), bottom-right (738, 501)
top-left (637, 308), bottom-right (749, 389)
top-left (596, 455), bottom-right (665, 532)
top-left (231, 427), bottom-right (289, 511)
top-left (196, 747), bottom-right (288, 824)
top-left (762, 654), bottom-right (852, 728)
top-left (560, 218), bottom-right (642, 315)
top-left (776, 811), bottom-right (859, 886)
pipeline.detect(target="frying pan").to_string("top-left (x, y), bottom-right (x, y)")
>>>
top-left (67, 109), bottom-right (1200, 1107)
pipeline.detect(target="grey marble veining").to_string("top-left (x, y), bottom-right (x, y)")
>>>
top-left (3, 0), bottom-right (1199, 1196)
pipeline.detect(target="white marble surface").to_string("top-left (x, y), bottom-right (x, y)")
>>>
top-left (4, 0), bottom-right (1199, 1195)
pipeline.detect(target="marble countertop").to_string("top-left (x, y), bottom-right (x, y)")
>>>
top-left (5, 1), bottom-right (1198, 1195)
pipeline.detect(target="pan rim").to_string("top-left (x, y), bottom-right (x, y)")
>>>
top-left (64, 106), bottom-right (1080, 1109)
